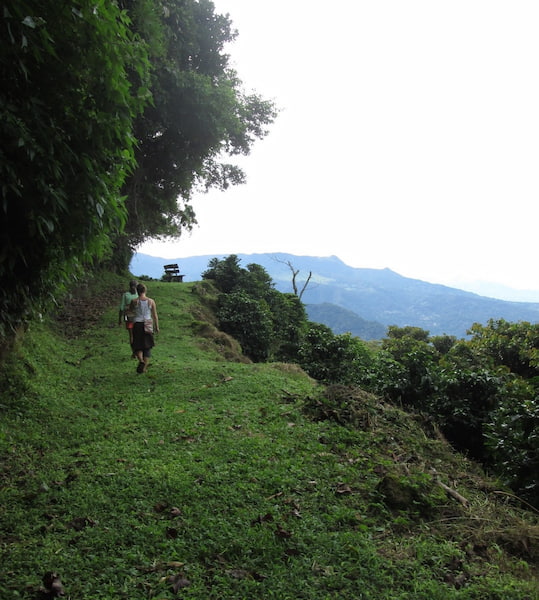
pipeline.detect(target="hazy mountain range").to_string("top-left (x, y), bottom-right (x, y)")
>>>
top-left (130, 252), bottom-right (539, 339)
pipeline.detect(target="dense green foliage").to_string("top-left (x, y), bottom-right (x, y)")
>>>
top-left (0, 277), bottom-right (537, 598)
top-left (298, 323), bottom-right (374, 385)
top-left (297, 318), bottom-right (539, 508)
top-left (1, 0), bottom-right (148, 339)
top-left (202, 255), bottom-right (307, 362)
top-left (119, 0), bottom-right (277, 255)
top-left (217, 290), bottom-right (274, 361)
top-left (201, 256), bottom-right (539, 509)
top-left (0, 1), bottom-right (275, 344)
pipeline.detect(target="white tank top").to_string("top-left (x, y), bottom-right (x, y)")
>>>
top-left (134, 299), bottom-right (151, 322)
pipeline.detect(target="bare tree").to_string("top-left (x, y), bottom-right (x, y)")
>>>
top-left (274, 258), bottom-right (313, 300)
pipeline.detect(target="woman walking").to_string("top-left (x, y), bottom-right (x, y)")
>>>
top-left (130, 283), bottom-right (159, 374)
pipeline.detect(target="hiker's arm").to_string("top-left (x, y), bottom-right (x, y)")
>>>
top-left (151, 300), bottom-right (159, 333)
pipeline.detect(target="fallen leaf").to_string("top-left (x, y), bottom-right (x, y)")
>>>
top-left (265, 491), bottom-right (284, 500)
top-left (42, 572), bottom-right (65, 597)
top-left (227, 568), bottom-right (250, 579)
top-left (251, 512), bottom-right (273, 526)
top-left (284, 498), bottom-right (301, 508)
top-left (154, 501), bottom-right (168, 513)
top-left (274, 524), bottom-right (292, 539)
top-left (168, 573), bottom-right (191, 594)
top-left (173, 435), bottom-right (196, 443)
top-left (68, 516), bottom-right (97, 531)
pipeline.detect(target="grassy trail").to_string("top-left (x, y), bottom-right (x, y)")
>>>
top-left (0, 279), bottom-right (537, 599)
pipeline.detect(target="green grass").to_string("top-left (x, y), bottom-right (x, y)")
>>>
top-left (1, 277), bottom-right (538, 599)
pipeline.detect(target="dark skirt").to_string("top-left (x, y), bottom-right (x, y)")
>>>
top-left (132, 322), bottom-right (155, 352)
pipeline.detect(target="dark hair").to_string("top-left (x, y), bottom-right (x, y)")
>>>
top-left (136, 283), bottom-right (146, 295)
top-left (129, 280), bottom-right (137, 291)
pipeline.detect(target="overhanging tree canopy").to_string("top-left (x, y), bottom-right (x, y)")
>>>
top-left (1, 1), bottom-right (149, 338)
top-left (119, 0), bottom-right (277, 253)
top-left (0, 0), bottom-right (276, 342)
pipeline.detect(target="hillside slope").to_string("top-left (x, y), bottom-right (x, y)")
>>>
top-left (305, 302), bottom-right (387, 340)
top-left (131, 252), bottom-right (539, 338)
top-left (0, 276), bottom-right (537, 599)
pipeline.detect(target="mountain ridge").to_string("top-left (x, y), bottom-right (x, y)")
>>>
top-left (130, 252), bottom-right (539, 338)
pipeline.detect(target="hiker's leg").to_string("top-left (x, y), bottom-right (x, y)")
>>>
top-left (142, 348), bottom-right (151, 372)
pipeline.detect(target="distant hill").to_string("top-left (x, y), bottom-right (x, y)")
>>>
top-left (130, 252), bottom-right (539, 339)
top-left (305, 303), bottom-right (387, 341)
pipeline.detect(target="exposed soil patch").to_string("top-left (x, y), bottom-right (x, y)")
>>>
top-left (51, 281), bottom-right (122, 338)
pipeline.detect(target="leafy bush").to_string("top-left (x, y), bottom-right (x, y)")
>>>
top-left (369, 323), bottom-right (539, 507)
top-left (379, 326), bottom-right (439, 408)
top-left (202, 255), bottom-right (246, 293)
top-left (217, 291), bottom-right (273, 362)
top-left (485, 379), bottom-right (539, 506)
top-left (298, 323), bottom-right (374, 384)
top-left (266, 291), bottom-right (307, 361)
top-left (467, 319), bottom-right (539, 378)
top-left (204, 256), bottom-right (309, 362)
top-left (428, 364), bottom-right (504, 458)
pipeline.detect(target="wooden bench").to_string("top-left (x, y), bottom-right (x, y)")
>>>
top-left (163, 263), bottom-right (184, 282)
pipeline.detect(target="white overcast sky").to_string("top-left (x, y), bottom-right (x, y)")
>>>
top-left (139, 0), bottom-right (539, 301)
